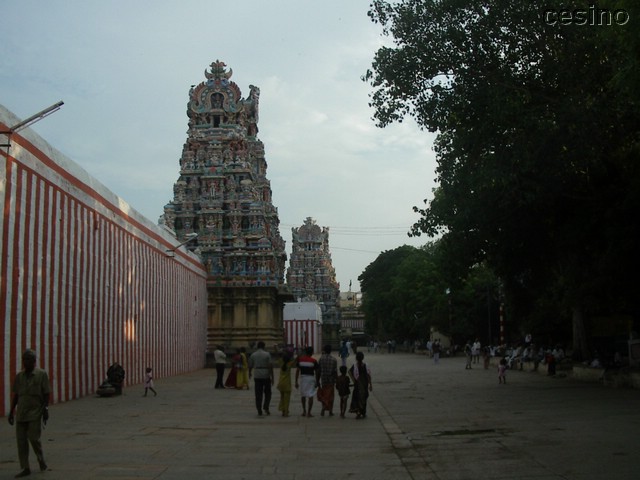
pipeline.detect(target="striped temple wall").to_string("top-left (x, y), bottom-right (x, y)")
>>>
top-left (1, 105), bottom-right (209, 416)
top-left (283, 319), bottom-right (323, 355)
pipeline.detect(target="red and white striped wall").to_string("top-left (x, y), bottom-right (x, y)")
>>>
top-left (284, 319), bottom-right (323, 355)
top-left (283, 301), bottom-right (323, 354)
top-left (1, 105), bottom-right (208, 416)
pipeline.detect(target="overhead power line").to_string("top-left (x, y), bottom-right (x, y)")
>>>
top-left (330, 246), bottom-right (381, 254)
top-left (281, 224), bottom-right (412, 236)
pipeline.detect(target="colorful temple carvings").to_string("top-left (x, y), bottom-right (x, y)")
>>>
top-left (287, 217), bottom-right (341, 337)
top-left (162, 61), bottom-right (290, 349)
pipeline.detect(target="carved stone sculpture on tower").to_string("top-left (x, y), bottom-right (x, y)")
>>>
top-left (161, 60), bottom-right (291, 349)
top-left (287, 217), bottom-right (340, 328)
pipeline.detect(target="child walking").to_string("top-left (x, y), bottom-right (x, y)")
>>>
top-left (144, 367), bottom-right (157, 396)
top-left (498, 358), bottom-right (507, 384)
top-left (336, 365), bottom-right (351, 418)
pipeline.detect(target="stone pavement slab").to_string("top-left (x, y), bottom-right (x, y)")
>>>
top-left (2, 352), bottom-right (639, 479)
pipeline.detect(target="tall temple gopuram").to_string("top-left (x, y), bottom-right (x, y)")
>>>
top-left (161, 60), bottom-right (291, 350)
top-left (286, 217), bottom-right (341, 343)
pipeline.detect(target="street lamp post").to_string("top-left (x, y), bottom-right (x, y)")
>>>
top-left (165, 232), bottom-right (198, 257)
top-left (499, 302), bottom-right (505, 345)
top-left (487, 285), bottom-right (492, 345)
top-left (445, 288), bottom-right (452, 338)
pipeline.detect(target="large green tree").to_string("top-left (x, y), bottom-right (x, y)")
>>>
top-left (358, 242), bottom-right (503, 345)
top-left (359, 246), bottom-right (429, 340)
top-left (365, 0), bottom-right (640, 359)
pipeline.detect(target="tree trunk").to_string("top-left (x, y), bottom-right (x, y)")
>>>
top-left (571, 306), bottom-right (589, 361)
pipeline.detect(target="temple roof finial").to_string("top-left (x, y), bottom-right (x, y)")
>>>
top-left (205, 60), bottom-right (233, 81)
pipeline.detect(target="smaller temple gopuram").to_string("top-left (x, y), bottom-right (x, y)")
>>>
top-left (286, 217), bottom-right (341, 344)
top-left (161, 60), bottom-right (291, 350)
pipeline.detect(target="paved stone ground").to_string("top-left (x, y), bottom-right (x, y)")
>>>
top-left (1, 352), bottom-right (639, 479)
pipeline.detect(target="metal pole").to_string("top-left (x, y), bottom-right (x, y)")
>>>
top-left (499, 302), bottom-right (505, 345)
top-left (487, 286), bottom-right (492, 344)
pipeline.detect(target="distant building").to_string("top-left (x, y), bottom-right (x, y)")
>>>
top-left (339, 291), bottom-right (365, 341)
top-left (339, 290), bottom-right (362, 309)
top-left (161, 60), bottom-right (292, 350)
top-left (286, 217), bottom-right (340, 345)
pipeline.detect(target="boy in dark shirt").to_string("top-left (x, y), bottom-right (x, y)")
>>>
top-left (335, 365), bottom-right (351, 418)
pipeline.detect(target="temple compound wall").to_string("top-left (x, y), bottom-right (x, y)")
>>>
top-left (1, 105), bottom-right (208, 416)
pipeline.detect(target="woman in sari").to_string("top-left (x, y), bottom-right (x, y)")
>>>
top-left (236, 347), bottom-right (249, 390)
top-left (348, 351), bottom-right (372, 419)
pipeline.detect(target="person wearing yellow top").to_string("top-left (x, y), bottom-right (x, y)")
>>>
top-left (277, 351), bottom-right (295, 417)
top-left (236, 347), bottom-right (249, 390)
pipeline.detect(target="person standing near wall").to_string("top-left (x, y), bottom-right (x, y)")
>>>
top-left (7, 349), bottom-right (51, 478)
top-left (143, 367), bottom-right (157, 397)
top-left (213, 345), bottom-right (227, 389)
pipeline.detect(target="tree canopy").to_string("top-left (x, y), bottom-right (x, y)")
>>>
top-left (358, 242), bottom-right (511, 346)
top-left (364, 0), bottom-right (640, 359)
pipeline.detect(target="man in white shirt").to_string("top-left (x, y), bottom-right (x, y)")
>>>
top-left (248, 341), bottom-right (274, 416)
top-left (213, 345), bottom-right (227, 389)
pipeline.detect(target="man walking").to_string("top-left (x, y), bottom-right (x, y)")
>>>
top-left (8, 349), bottom-right (51, 478)
top-left (248, 341), bottom-right (274, 416)
top-left (295, 346), bottom-right (320, 417)
top-left (213, 345), bottom-right (227, 389)
top-left (317, 344), bottom-right (338, 416)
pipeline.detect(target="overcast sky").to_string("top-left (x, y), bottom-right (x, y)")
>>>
top-left (1, 0), bottom-right (438, 292)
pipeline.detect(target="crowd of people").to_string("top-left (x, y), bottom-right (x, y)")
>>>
top-left (209, 341), bottom-right (373, 420)
top-left (7, 334), bottom-right (624, 477)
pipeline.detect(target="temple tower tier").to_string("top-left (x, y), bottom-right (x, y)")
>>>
top-left (286, 217), bottom-right (341, 347)
top-left (161, 60), bottom-right (292, 351)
